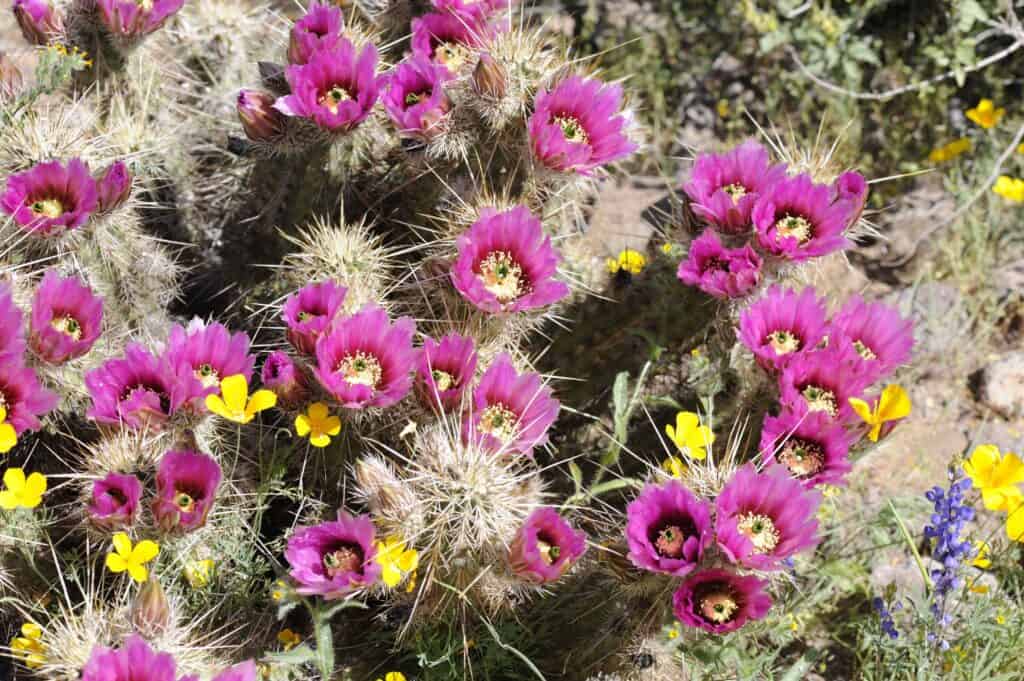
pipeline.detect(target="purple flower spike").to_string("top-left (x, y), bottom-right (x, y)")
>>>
top-left (12, 0), bottom-right (60, 45)
top-left (509, 508), bottom-right (587, 583)
top-left (753, 173), bottom-right (852, 261)
top-left (288, 0), bottom-right (344, 65)
top-left (410, 11), bottom-right (487, 77)
top-left (827, 295), bottom-right (914, 384)
top-left (416, 332), bottom-right (477, 411)
top-left (96, 0), bottom-right (184, 39)
top-left (88, 472), bottom-right (143, 529)
top-left (383, 56), bottom-right (452, 140)
top-left (285, 512), bottom-right (381, 599)
top-left (85, 343), bottom-right (191, 429)
top-left (464, 353), bottom-right (559, 456)
top-left (96, 161), bottom-right (132, 212)
top-left (677, 230), bottom-right (762, 299)
top-left (715, 464), bottom-right (821, 570)
top-left (152, 450), bottom-right (222, 534)
top-left (29, 269), bottom-right (104, 364)
top-left (832, 170), bottom-right (868, 227)
top-left (672, 569), bottom-right (772, 634)
top-left (81, 634), bottom-right (178, 681)
top-left (683, 141), bottom-right (788, 233)
top-left (283, 279), bottom-right (348, 356)
top-left (313, 304), bottom-right (417, 409)
top-left (261, 351), bottom-right (309, 408)
top-left (164, 319), bottom-right (255, 403)
top-left (528, 75), bottom-right (637, 175)
top-left (0, 358), bottom-right (57, 434)
top-left (274, 39), bottom-right (381, 134)
top-left (778, 344), bottom-right (870, 423)
top-left (1, 158), bottom-right (98, 236)
top-left (451, 205), bottom-right (569, 314)
top-left (0, 282), bottom-right (25, 360)
top-left (760, 409), bottom-right (853, 488)
top-left (625, 479), bottom-right (713, 577)
top-left (737, 286), bottom-right (828, 371)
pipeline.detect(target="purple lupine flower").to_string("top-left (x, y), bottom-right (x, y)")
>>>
top-left (827, 295), bottom-right (914, 384)
top-left (450, 205), bottom-right (569, 314)
top-left (96, 161), bottom-right (132, 212)
top-left (81, 635), bottom-right (178, 681)
top-left (464, 353), bottom-right (559, 456)
top-left (528, 75), bottom-right (637, 175)
top-left (237, 89), bottom-right (286, 142)
top-left (509, 507), bottom-right (587, 583)
top-left (274, 39), bottom-right (381, 134)
top-left (832, 170), bottom-right (868, 228)
top-left (95, 0), bottom-right (184, 39)
top-left (416, 332), bottom-right (477, 411)
top-left (753, 173), bottom-right (852, 261)
top-left (12, 0), bottom-right (60, 45)
top-left (410, 11), bottom-right (488, 77)
top-left (261, 351), bottom-right (309, 408)
top-left (283, 279), bottom-right (348, 356)
top-left (676, 230), bottom-right (762, 299)
top-left (0, 358), bottom-right (57, 434)
top-left (672, 569), bottom-right (772, 634)
top-left (88, 472), bottom-right (143, 529)
top-left (682, 141), bottom-right (788, 233)
top-left (715, 464), bottom-right (820, 570)
top-left (760, 409), bottom-right (852, 488)
top-left (873, 596), bottom-right (900, 640)
top-left (29, 269), bottom-right (104, 364)
top-left (625, 479), bottom-right (713, 577)
top-left (85, 343), bottom-right (191, 429)
top-left (0, 282), bottom-right (25, 360)
top-left (1, 158), bottom-right (98, 236)
top-left (288, 0), bottom-right (344, 65)
top-left (924, 474), bottom-right (975, 648)
top-left (737, 286), bottom-right (828, 371)
top-left (152, 450), bottom-right (222, 533)
top-left (382, 56), bottom-right (452, 140)
top-left (285, 512), bottom-right (381, 599)
top-left (163, 319), bottom-right (255, 402)
top-left (778, 345), bottom-right (871, 423)
top-left (313, 304), bottom-right (417, 409)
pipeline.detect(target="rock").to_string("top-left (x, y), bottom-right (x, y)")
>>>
top-left (972, 352), bottom-right (1024, 418)
top-left (885, 281), bottom-right (968, 362)
top-left (968, 419), bottom-right (1024, 453)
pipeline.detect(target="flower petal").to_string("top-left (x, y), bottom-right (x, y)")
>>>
top-left (112, 532), bottom-right (133, 557)
top-left (310, 433), bottom-right (331, 448)
top-left (295, 414), bottom-right (311, 437)
top-left (23, 472), bottom-right (46, 499)
top-left (3, 467), bottom-right (26, 493)
top-left (128, 562), bottom-right (149, 583)
top-left (0, 490), bottom-right (17, 510)
top-left (309, 402), bottom-right (329, 420)
top-left (0, 423), bottom-right (16, 453)
top-left (205, 394), bottom-right (231, 419)
top-left (325, 416), bottom-right (341, 436)
top-left (221, 374), bottom-right (250, 413)
top-left (246, 389), bottom-right (277, 417)
top-left (105, 553), bottom-right (128, 573)
top-left (847, 397), bottom-right (874, 425)
top-left (131, 539), bottom-right (160, 563)
top-left (876, 384), bottom-right (911, 421)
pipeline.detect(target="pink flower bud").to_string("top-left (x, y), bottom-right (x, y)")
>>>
top-left (131, 578), bottom-right (170, 637)
top-left (0, 52), bottom-right (24, 100)
top-left (96, 161), bottom-right (132, 212)
top-left (472, 53), bottom-right (506, 99)
top-left (237, 89), bottom-right (285, 142)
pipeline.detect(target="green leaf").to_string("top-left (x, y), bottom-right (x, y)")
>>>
top-left (568, 462), bottom-right (583, 496)
top-left (266, 643), bottom-right (318, 665)
top-left (589, 478), bottom-right (641, 498)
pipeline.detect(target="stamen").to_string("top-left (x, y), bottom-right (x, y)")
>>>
top-left (50, 314), bottom-right (83, 341)
top-left (766, 330), bottom-right (800, 355)
top-left (174, 491), bottom-right (196, 514)
top-left (434, 42), bottom-right (471, 71)
top-left (853, 339), bottom-right (877, 360)
top-left (478, 403), bottom-right (518, 442)
top-left (722, 183), bottom-right (748, 204)
top-left (778, 439), bottom-right (825, 478)
top-left (135, 0), bottom-right (154, 9)
top-left (775, 214), bottom-right (813, 243)
top-left (700, 592), bottom-right (739, 623)
top-left (319, 84), bottom-right (353, 114)
top-left (478, 250), bottom-right (527, 303)
top-left (553, 115), bottom-right (589, 145)
top-left (801, 385), bottom-right (838, 416)
top-left (323, 545), bottom-right (362, 578)
top-left (736, 512), bottom-right (780, 554)
top-left (431, 369), bottom-right (456, 392)
top-left (537, 538), bottom-right (561, 565)
top-left (30, 198), bottom-right (64, 218)
top-left (296, 310), bottom-right (320, 324)
top-left (405, 91), bottom-right (429, 107)
top-left (655, 525), bottom-right (687, 558)
top-left (336, 351), bottom-right (383, 388)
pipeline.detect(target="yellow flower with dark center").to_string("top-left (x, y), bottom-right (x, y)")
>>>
top-left (105, 533), bottom-right (160, 583)
top-left (374, 536), bottom-right (419, 590)
top-left (993, 175), bottom-right (1024, 203)
top-left (928, 138), bottom-right (971, 163)
top-left (962, 444), bottom-right (1024, 511)
top-left (295, 402), bottom-right (341, 448)
top-left (0, 406), bottom-right (16, 454)
top-left (848, 384), bottom-right (911, 442)
top-left (966, 98), bottom-right (1005, 129)
top-left (662, 456), bottom-right (687, 479)
top-left (277, 628), bottom-right (302, 651)
top-left (205, 374), bottom-right (277, 424)
top-left (10, 621), bottom-right (45, 669)
top-left (183, 559), bottom-right (215, 588)
top-left (606, 249), bottom-right (647, 275)
top-left (665, 411), bottom-right (714, 460)
top-left (0, 467), bottom-right (46, 510)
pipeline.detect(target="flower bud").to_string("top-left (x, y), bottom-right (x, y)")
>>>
top-left (0, 53), bottom-right (23, 100)
top-left (260, 351), bottom-right (309, 409)
top-left (96, 161), bottom-right (132, 212)
top-left (472, 53), bottom-right (506, 99)
top-left (237, 89), bottom-right (286, 142)
top-left (131, 578), bottom-right (170, 637)
top-left (12, 0), bottom-right (60, 46)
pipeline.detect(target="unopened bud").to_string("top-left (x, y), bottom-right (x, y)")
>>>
top-left (12, 0), bottom-right (60, 46)
top-left (236, 89), bottom-right (286, 142)
top-left (0, 53), bottom-right (23, 100)
top-left (96, 161), bottom-right (132, 212)
top-left (472, 53), bottom-right (506, 99)
top-left (131, 578), bottom-right (170, 637)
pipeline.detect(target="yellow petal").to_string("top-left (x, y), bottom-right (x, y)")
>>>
top-left (397, 549), bottom-right (419, 572)
top-left (3, 467), bottom-right (26, 493)
top-left (128, 563), bottom-right (149, 583)
top-left (309, 402), bottom-right (329, 420)
top-left (664, 423), bottom-right (678, 444)
top-left (982, 486), bottom-right (1022, 513)
top-left (675, 411), bottom-right (700, 435)
top-left (847, 397), bottom-right (875, 425)
top-left (21, 622), bottom-right (41, 639)
top-left (992, 452), bottom-right (1024, 488)
top-left (112, 532), bottom-right (133, 557)
top-left (0, 423), bottom-right (15, 454)
top-left (23, 472), bottom-right (47, 499)
top-left (0, 490), bottom-right (17, 510)
top-left (1006, 499), bottom-right (1024, 543)
top-left (309, 433), bottom-right (331, 448)
top-left (687, 445), bottom-right (708, 461)
top-left (867, 422), bottom-right (883, 443)
top-left (686, 425), bottom-right (715, 451)
top-left (246, 389), bottom-right (277, 417)
top-left (205, 394), bottom-right (231, 420)
top-left (131, 540), bottom-right (160, 563)
top-left (876, 385), bottom-right (911, 422)
top-left (295, 414), bottom-right (311, 437)
top-left (325, 416), bottom-right (342, 436)
top-left (105, 553), bottom-right (129, 573)
top-left (219, 374), bottom-right (249, 412)
top-left (965, 444), bottom-right (1000, 484)
top-left (381, 563), bottom-right (402, 587)
top-left (0, 405), bottom-right (6, 422)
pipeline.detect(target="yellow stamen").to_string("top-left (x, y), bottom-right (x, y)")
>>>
top-left (700, 592), bottom-right (739, 623)
top-left (775, 214), bottom-right (813, 243)
top-left (50, 315), bottom-right (82, 341)
top-left (736, 512), bottom-right (780, 554)
top-left (802, 385), bottom-right (838, 416)
top-left (478, 403), bottom-right (518, 442)
top-left (778, 439), bottom-right (825, 478)
top-left (554, 115), bottom-right (589, 144)
top-left (853, 340), bottom-right (877, 361)
top-left (766, 330), bottom-right (800, 355)
top-left (478, 251), bottom-right (526, 303)
top-left (319, 85), bottom-right (352, 114)
top-left (337, 352), bottom-right (382, 388)
top-left (30, 198), bottom-right (64, 218)
top-left (434, 43), bottom-right (471, 71)
top-left (722, 183), bottom-right (747, 203)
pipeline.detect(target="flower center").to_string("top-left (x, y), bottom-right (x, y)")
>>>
top-left (778, 438), bottom-right (825, 478)
top-left (30, 198), bottom-right (64, 218)
top-left (337, 351), bottom-right (382, 388)
top-left (655, 525), bottom-right (688, 558)
top-left (853, 339), bottom-right (877, 360)
top-left (478, 251), bottom-right (527, 303)
top-left (775, 214), bottom-right (813, 243)
top-left (323, 544), bottom-right (362, 578)
top-left (536, 536), bottom-right (561, 565)
top-left (319, 85), bottom-right (352, 114)
top-left (296, 310), bottom-right (321, 324)
top-left (431, 369), bottom-right (456, 392)
top-left (736, 512), bottom-right (780, 554)
top-left (700, 592), bottom-right (739, 623)
top-left (105, 487), bottom-right (128, 506)
top-left (434, 42), bottom-right (471, 71)
top-left (195, 363), bottom-right (220, 389)
top-left (478, 403), bottom-right (518, 442)
top-left (701, 256), bottom-right (728, 274)
top-left (135, 0), bottom-right (154, 9)
top-left (404, 90), bottom-right (429, 107)
top-left (801, 385), bottom-right (838, 416)
top-left (766, 330), bottom-right (800, 355)
top-left (50, 314), bottom-right (82, 340)
top-left (174, 491), bottom-right (196, 514)
top-left (554, 115), bottom-right (589, 145)
top-left (722, 183), bottom-right (747, 204)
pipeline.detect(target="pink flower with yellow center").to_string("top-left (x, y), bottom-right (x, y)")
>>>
top-left (29, 269), bottom-right (104, 364)
top-left (1, 158), bottom-right (98, 236)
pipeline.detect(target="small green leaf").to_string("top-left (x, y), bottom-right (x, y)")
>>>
top-left (568, 462), bottom-right (583, 496)
top-left (266, 643), bottom-right (318, 665)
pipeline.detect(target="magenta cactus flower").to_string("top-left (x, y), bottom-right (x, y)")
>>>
top-left (737, 286), bottom-right (828, 371)
top-left (274, 39), bottom-right (381, 134)
top-left (760, 409), bottom-right (852, 488)
top-left (81, 635), bottom-right (178, 681)
top-left (683, 141), bottom-right (788, 233)
top-left (164, 319), bottom-right (255, 402)
top-left (827, 295), bottom-right (914, 384)
top-left (85, 343), bottom-right (191, 429)
top-left (778, 345), bottom-right (871, 423)
top-left (677, 230), bottom-right (762, 299)
top-left (0, 282), bottom-right (25, 360)
top-left (1, 158), bottom-right (98, 236)
top-left (313, 304), bottom-right (417, 409)
top-left (283, 279), bottom-right (348, 356)
top-left (96, 161), bottom-right (132, 212)
top-left (416, 332), bottom-right (477, 411)
top-left (832, 170), bottom-right (868, 227)
top-left (509, 508), bottom-right (587, 583)
top-left (88, 472), bottom-right (143, 529)
top-left (288, 0), bottom-right (344, 65)
top-left (29, 269), bottom-right (104, 364)
top-left (152, 450), bottom-right (222, 533)
top-left (0, 358), bottom-right (57, 434)
top-left (285, 512), bottom-right (381, 599)
top-left (672, 569), bottom-right (772, 634)
top-left (12, 0), bottom-right (60, 45)
top-left (715, 464), bottom-right (820, 570)
top-left (451, 205), bottom-right (569, 314)
top-left (382, 56), bottom-right (452, 140)
top-left (95, 0), bottom-right (184, 39)
top-left (261, 351), bottom-right (309, 408)
top-left (753, 174), bottom-right (852, 261)
top-left (625, 479), bottom-right (713, 577)
top-left (464, 353), bottom-right (559, 456)
top-left (410, 11), bottom-right (487, 76)
top-left (528, 75), bottom-right (637, 175)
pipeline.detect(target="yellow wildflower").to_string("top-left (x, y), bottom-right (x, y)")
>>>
top-left (0, 406), bottom-right (17, 454)
top-left (377, 674), bottom-right (407, 681)
top-left (848, 384), bottom-right (911, 442)
top-left (295, 402), bottom-right (341, 448)
top-left (662, 455), bottom-right (687, 479)
top-left (993, 175), bottom-right (1024, 203)
top-left (996, 611), bottom-right (1007, 625)
top-left (0, 467), bottom-right (46, 510)
top-left (205, 374), bottom-right (277, 424)
top-left (690, 348), bottom-right (701, 358)
top-left (1006, 496), bottom-right (1024, 543)
top-left (105, 533), bottom-right (160, 583)
top-left (716, 99), bottom-right (730, 118)
top-left (183, 559), bottom-right (215, 588)
top-left (971, 540), bottom-right (991, 569)
top-left (606, 249), bottom-right (647, 275)
top-left (665, 411), bottom-right (714, 460)
top-left (10, 621), bottom-right (45, 669)
top-left (967, 576), bottom-right (989, 594)
top-left (966, 98), bottom-right (1005, 129)
top-left (660, 243), bottom-right (675, 255)
top-left (928, 138), bottom-right (971, 163)
top-left (277, 628), bottom-right (302, 651)
top-left (271, 579), bottom-right (287, 601)
top-left (375, 536), bottom-right (420, 590)
top-left (962, 444), bottom-right (1024, 511)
